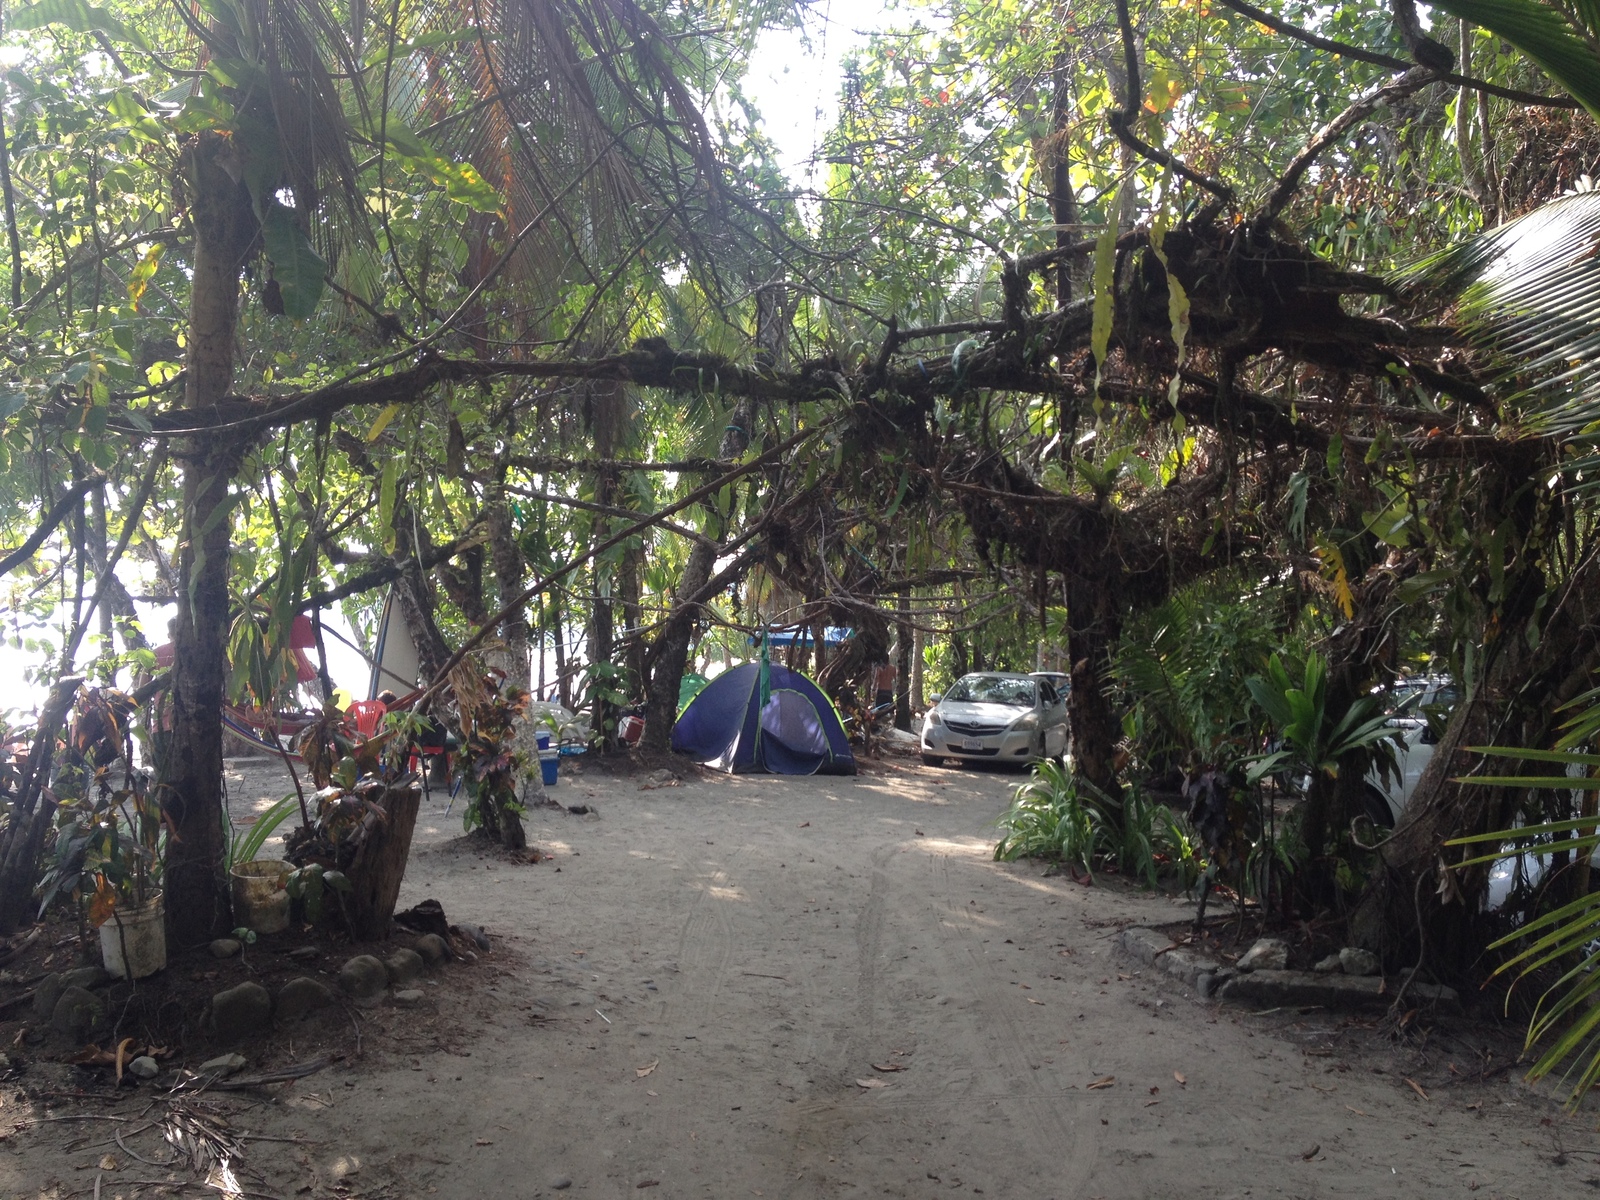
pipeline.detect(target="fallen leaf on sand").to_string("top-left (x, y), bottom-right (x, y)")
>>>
top-left (914, 829), bottom-right (925, 836)
top-left (798, 822), bottom-right (810, 828)
top-left (1087, 1076), bottom-right (1115, 1090)
top-left (474, 1139), bottom-right (493, 1146)
top-left (872, 1063), bottom-right (906, 1072)
top-left (646, 1090), bottom-right (658, 1097)
top-left (1346, 1105), bottom-right (1368, 1117)
top-left (637, 1060), bottom-right (659, 1077)
top-left (637, 1181), bottom-right (659, 1189)
top-left (1300, 1145), bottom-right (1320, 1161)
top-left (99, 1154), bottom-right (118, 1171)
top-left (1026, 998), bottom-right (1044, 1005)
top-left (114, 1037), bottom-right (134, 1084)
top-left (1403, 1077), bottom-right (1430, 1101)
top-left (856, 1078), bottom-right (891, 1089)
top-left (1173, 1072), bottom-right (1187, 1086)
top-left (65, 1045), bottom-right (117, 1066)
top-left (1143, 1100), bottom-right (1159, 1108)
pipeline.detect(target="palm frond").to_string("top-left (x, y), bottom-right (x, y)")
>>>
top-left (1427, 0), bottom-right (1600, 118)
top-left (1396, 190), bottom-right (1600, 433)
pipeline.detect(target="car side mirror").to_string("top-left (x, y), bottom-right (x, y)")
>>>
top-left (930, 694), bottom-right (942, 704)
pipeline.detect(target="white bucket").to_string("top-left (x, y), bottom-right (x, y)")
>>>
top-left (98, 893), bottom-right (167, 979)
top-left (231, 859), bottom-right (291, 934)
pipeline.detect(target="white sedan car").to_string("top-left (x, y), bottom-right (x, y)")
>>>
top-left (920, 672), bottom-right (1069, 767)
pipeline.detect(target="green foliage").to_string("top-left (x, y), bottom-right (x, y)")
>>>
top-left (1245, 652), bottom-right (1402, 785)
top-left (1448, 740), bottom-right (1600, 1108)
top-left (994, 760), bottom-right (1197, 888)
top-left (1429, 0), bottom-right (1600, 118)
top-left (224, 793), bottom-right (300, 873)
top-left (458, 674), bottom-right (532, 837)
top-left (1114, 581), bottom-right (1284, 766)
top-left (285, 861), bottom-right (351, 926)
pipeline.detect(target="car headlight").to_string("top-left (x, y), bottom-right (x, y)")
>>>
top-left (925, 709), bottom-right (944, 728)
top-left (1011, 711), bottom-right (1040, 731)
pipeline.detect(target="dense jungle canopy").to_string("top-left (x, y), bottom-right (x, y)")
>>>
top-left (4, 0), bottom-right (1600, 1058)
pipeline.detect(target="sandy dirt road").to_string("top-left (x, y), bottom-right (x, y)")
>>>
top-left (1, 756), bottom-right (1582, 1199)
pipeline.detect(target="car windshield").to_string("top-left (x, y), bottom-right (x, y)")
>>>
top-left (945, 675), bottom-right (1037, 707)
top-left (1387, 680), bottom-right (1460, 717)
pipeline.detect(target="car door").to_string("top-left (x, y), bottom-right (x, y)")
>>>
top-left (1039, 683), bottom-right (1069, 757)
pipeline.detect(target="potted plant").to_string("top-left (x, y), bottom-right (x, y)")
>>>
top-left (40, 711), bottom-right (167, 978)
top-left (226, 792), bottom-right (301, 934)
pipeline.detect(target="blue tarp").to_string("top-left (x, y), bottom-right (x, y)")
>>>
top-left (670, 662), bottom-right (856, 776)
top-left (750, 625), bottom-right (852, 648)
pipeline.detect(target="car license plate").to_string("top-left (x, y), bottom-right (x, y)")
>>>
top-left (960, 738), bottom-right (985, 751)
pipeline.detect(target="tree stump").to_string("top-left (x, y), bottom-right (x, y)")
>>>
top-left (343, 780), bottom-right (422, 941)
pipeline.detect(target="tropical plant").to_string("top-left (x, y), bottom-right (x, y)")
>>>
top-left (1399, 188), bottom-right (1600, 433)
top-left (1429, 0), bottom-right (1600, 119)
top-left (454, 665), bottom-right (533, 849)
top-left (1446, 739), bottom-right (1600, 1108)
top-left (285, 860), bottom-right (353, 927)
top-left (224, 792), bottom-right (301, 874)
top-left (1245, 652), bottom-right (1403, 786)
top-left (995, 760), bottom-right (1196, 888)
top-left (37, 691), bottom-right (162, 927)
top-left (1114, 582), bottom-right (1285, 768)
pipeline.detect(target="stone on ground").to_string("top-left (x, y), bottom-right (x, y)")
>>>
top-left (277, 976), bottom-right (336, 1023)
top-left (50, 986), bottom-right (106, 1039)
top-left (384, 948), bottom-right (425, 986)
top-left (412, 933), bottom-right (449, 965)
top-left (200, 1053), bottom-right (247, 1077)
top-left (211, 981), bottom-right (272, 1041)
top-left (209, 938), bottom-right (243, 959)
top-left (127, 1055), bottom-right (160, 1079)
top-left (338, 954), bottom-right (389, 1001)
top-left (1237, 937), bottom-right (1289, 972)
top-left (1312, 953), bottom-right (1343, 973)
top-left (393, 989), bottom-right (424, 1006)
top-left (1339, 947), bottom-right (1380, 976)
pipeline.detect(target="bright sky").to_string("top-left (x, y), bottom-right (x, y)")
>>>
top-left (741, 0), bottom-right (898, 185)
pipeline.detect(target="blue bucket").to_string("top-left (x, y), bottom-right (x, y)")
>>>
top-left (540, 752), bottom-right (559, 786)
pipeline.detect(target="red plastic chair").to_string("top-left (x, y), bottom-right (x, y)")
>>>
top-left (347, 699), bottom-right (387, 737)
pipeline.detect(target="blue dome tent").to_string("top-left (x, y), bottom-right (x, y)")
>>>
top-left (670, 659), bottom-right (856, 776)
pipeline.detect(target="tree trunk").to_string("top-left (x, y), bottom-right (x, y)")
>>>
top-left (1065, 573), bottom-right (1123, 801)
top-left (911, 622), bottom-right (925, 712)
top-left (393, 552), bottom-right (452, 684)
top-left (619, 538), bottom-right (646, 702)
top-left (1351, 624), bottom-right (1597, 970)
top-left (90, 489), bottom-right (116, 685)
top-left (342, 780), bottom-right (422, 940)
top-left (895, 592), bottom-right (913, 731)
top-left (1350, 484), bottom-right (1590, 973)
top-left (640, 398), bottom-right (754, 754)
top-left (160, 132), bottom-right (257, 949)
top-left (486, 490), bottom-right (539, 843)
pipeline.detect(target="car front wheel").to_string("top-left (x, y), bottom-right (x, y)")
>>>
top-left (921, 753), bottom-right (944, 767)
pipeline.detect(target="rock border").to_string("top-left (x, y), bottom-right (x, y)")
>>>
top-left (1117, 927), bottom-right (1461, 1011)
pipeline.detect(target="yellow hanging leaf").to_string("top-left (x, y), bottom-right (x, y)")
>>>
top-left (366, 403), bottom-right (401, 442)
top-left (1314, 539), bottom-right (1355, 619)
top-left (1090, 182), bottom-right (1125, 408)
